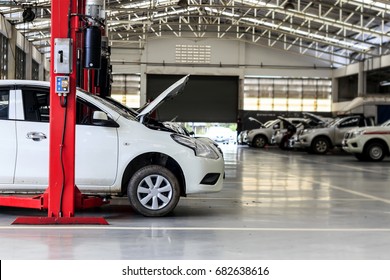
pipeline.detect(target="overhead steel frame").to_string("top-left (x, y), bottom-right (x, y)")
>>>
top-left (1, 0), bottom-right (389, 67)
top-left (0, 0), bottom-right (109, 225)
top-left (104, 0), bottom-right (390, 67)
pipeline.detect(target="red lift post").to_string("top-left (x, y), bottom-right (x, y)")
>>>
top-left (1, 0), bottom-right (109, 225)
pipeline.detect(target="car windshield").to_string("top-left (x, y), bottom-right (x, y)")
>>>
top-left (380, 119), bottom-right (390, 126)
top-left (103, 97), bottom-right (139, 117)
top-left (327, 118), bottom-right (341, 127)
top-left (78, 88), bottom-right (137, 121)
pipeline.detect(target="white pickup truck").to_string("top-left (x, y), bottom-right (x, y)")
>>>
top-left (342, 119), bottom-right (390, 161)
top-left (298, 115), bottom-right (375, 154)
top-left (0, 77), bottom-right (224, 217)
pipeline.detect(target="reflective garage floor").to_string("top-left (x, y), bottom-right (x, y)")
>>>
top-left (1, 145), bottom-right (390, 260)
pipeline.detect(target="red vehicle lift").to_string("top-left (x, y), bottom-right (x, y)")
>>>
top-left (0, 0), bottom-right (109, 225)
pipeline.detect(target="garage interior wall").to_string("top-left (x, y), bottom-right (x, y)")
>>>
top-left (112, 37), bottom-right (334, 80)
top-left (112, 37), bottom-right (333, 110)
top-left (0, 14), bottom-right (46, 80)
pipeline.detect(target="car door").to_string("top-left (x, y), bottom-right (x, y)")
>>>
top-left (334, 117), bottom-right (360, 145)
top-left (75, 98), bottom-right (118, 188)
top-left (14, 87), bottom-right (50, 189)
top-left (0, 87), bottom-right (16, 185)
top-left (14, 87), bottom-right (118, 190)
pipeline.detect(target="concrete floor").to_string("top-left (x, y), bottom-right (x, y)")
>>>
top-left (1, 145), bottom-right (390, 260)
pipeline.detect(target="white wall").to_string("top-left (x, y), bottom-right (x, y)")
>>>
top-left (111, 37), bottom-right (332, 78)
top-left (0, 15), bottom-right (11, 38)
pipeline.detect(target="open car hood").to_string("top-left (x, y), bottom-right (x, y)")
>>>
top-left (302, 112), bottom-right (330, 125)
top-left (137, 75), bottom-right (190, 121)
top-left (248, 117), bottom-right (265, 127)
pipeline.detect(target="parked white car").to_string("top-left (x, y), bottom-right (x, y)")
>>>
top-left (238, 118), bottom-right (273, 145)
top-left (246, 117), bottom-right (306, 148)
top-left (0, 76), bottom-right (224, 217)
top-left (204, 126), bottom-right (235, 144)
top-left (342, 119), bottom-right (390, 161)
top-left (298, 115), bottom-right (375, 154)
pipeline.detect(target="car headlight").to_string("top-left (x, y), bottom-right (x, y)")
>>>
top-left (351, 130), bottom-right (365, 138)
top-left (171, 134), bottom-right (219, 159)
top-left (301, 129), bottom-right (312, 135)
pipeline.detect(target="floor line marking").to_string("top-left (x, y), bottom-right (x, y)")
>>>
top-left (1, 226), bottom-right (390, 232)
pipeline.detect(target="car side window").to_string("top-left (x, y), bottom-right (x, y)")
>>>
top-left (0, 90), bottom-right (9, 120)
top-left (21, 89), bottom-right (114, 126)
top-left (22, 89), bottom-right (50, 122)
top-left (76, 98), bottom-right (112, 126)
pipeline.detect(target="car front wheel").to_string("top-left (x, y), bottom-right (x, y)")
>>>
top-left (253, 135), bottom-right (267, 148)
top-left (127, 165), bottom-right (180, 217)
top-left (311, 137), bottom-right (330, 154)
top-left (364, 142), bottom-right (386, 162)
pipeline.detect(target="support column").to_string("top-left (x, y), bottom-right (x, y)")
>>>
top-left (358, 61), bottom-right (365, 96)
top-left (48, 0), bottom-right (78, 218)
top-left (7, 25), bottom-right (16, 79)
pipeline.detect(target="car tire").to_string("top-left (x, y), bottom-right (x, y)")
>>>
top-left (311, 137), bottom-right (329, 154)
top-left (354, 153), bottom-right (368, 161)
top-left (127, 165), bottom-right (180, 217)
top-left (364, 142), bottom-right (385, 162)
top-left (253, 135), bottom-right (267, 148)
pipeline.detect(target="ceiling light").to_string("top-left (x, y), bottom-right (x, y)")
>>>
top-left (22, 7), bottom-right (35, 22)
top-left (177, 0), bottom-right (188, 8)
top-left (284, 0), bottom-right (295, 10)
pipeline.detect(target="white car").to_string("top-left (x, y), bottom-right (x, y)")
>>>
top-left (246, 117), bottom-right (305, 148)
top-left (342, 119), bottom-right (390, 161)
top-left (204, 126), bottom-right (235, 144)
top-left (0, 76), bottom-right (224, 217)
top-left (298, 115), bottom-right (375, 154)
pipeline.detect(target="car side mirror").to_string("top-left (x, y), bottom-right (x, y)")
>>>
top-left (273, 124), bottom-right (280, 129)
top-left (93, 111), bottom-right (108, 121)
top-left (92, 111), bottom-right (119, 127)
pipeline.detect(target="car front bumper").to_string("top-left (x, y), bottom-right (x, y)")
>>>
top-left (298, 135), bottom-right (311, 148)
top-left (342, 138), bottom-right (364, 154)
top-left (184, 156), bottom-right (225, 194)
top-left (173, 143), bottom-right (225, 195)
top-left (289, 136), bottom-right (302, 149)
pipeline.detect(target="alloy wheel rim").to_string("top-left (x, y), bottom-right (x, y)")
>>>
top-left (370, 146), bottom-right (382, 160)
top-left (256, 138), bottom-right (265, 147)
top-left (316, 141), bottom-right (327, 153)
top-left (137, 174), bottom-right (173, 210)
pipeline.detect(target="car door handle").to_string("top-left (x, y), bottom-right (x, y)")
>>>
top-left (26, 132), bottom-right (47, 141)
